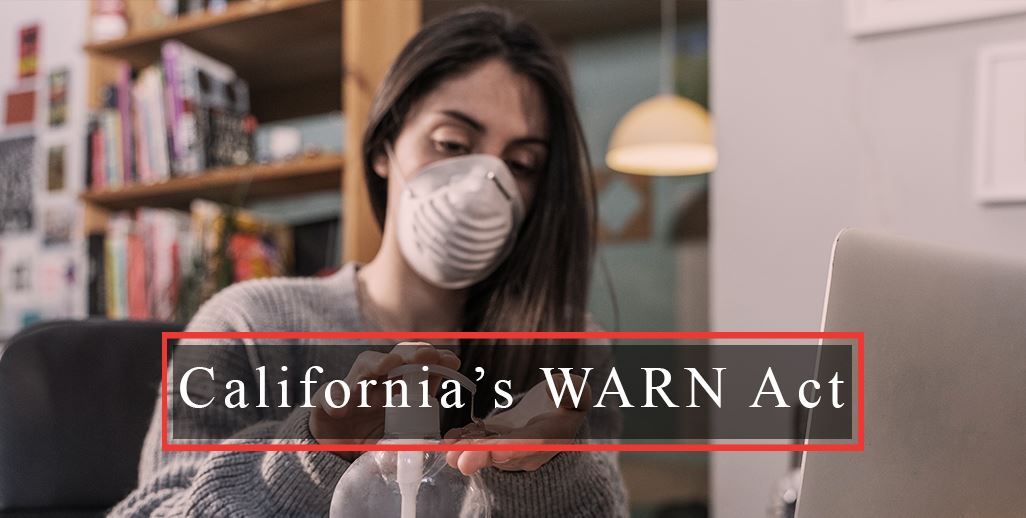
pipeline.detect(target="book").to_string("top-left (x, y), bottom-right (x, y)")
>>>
top-left (137, 208), bottom-right (191, 321)
top-left (188, 200), bottom-right (292, 310)
top-left (146, 66), bottom-right (173, 180)
top-left (132, 66), bottom-right (172, 182)
top-left (162, 40), bottom-right (248, 175)
top-left (85, 44), bottom-right (253, 193)
top-left (87, 233), bottom-right (107, 316)
top-left (88, 201), bottom-right (291, 323)
top-left (99, 108), bottom-right (122, 188)
top-left (105, 214), bottom-right (130, 319)
top-left (126, 229), bottom-right (150, 319)
top-left (116, 62), bottom-right (135, 184)
top-left (88, 115), bottom-right (106, 189)
top-left (132, 76), bottom-right (152, 183)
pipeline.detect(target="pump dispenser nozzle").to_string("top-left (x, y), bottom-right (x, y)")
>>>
top-left (382, 364), bottom-right (476, 440)
top-left (382, 364), bottom-right (476, 518)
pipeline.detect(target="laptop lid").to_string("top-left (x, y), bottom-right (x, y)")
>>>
top-left (797, 229), bottom-right (1026, 517)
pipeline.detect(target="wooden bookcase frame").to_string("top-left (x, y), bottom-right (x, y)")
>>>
top-left (81, 0), bottom-right (419, 263)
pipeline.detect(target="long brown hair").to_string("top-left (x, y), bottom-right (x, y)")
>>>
top-left (362, 7), bottom-right (596, 404)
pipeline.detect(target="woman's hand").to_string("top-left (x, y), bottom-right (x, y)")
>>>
top-left (309, 341), bottom-right (460, 462)
top-left (444, 373), bottom-right (591, 475)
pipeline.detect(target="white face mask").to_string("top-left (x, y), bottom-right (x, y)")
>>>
top-left (389, 150), bottom-right (526, 289)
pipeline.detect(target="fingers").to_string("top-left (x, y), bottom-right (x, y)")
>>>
top-left (446, 449), bottom-right (462, 469)
top-left (313, 377), bottom-right (358, 418)
top-left (491, 450), bottom-right (555, 472)
top-left (457, 450), bottom-right (492, 475)
top-left (347, 342), bottom-right (460, 384)
top-left (391, 341), bottom-right (460, 371)
top-left (444, 431), bottom-right (552, 475)
top-left (391, 342), bottom-right (459, 395)
top-left (444, 436), bottom-right (497, 475)
top-left (319, 342), bottom-right (460, 419)
top-left (444, 445), bottom-right (555, 475)
top-left (439, 374), bottom-right (589, 476)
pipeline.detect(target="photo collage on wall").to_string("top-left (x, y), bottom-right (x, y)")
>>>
top-left (0, 21), bottom-right (83, 339)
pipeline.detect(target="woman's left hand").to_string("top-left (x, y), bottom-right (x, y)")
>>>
top-left (444, 374), bottom-right (591, 475)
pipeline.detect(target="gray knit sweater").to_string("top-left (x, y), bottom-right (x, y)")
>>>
top-left (110, 263), bottom-right (628, 517)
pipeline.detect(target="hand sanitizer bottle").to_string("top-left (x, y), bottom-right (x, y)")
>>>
top-left (329, 364), bottom-right (491, 518)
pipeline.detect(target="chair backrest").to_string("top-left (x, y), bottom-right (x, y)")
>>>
top-left (0, 319), bottom-right (182, 513)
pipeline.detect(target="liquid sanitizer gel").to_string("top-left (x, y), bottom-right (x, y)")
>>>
top-left (329, 364), bottom-right (492, 518)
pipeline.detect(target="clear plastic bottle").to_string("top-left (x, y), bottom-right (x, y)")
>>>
top-left (329, 365), bottom-right (492, 518)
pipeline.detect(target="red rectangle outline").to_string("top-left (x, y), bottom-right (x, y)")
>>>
top-left (161, 331), bottom-right (864, 453)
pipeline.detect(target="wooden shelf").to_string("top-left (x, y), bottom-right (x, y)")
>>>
top-left (79, 154), bottom-right (343, 211)
top-left (79, 0), bottom-right (416, 262)
top-left (84, 0), bottom-right (342, 121)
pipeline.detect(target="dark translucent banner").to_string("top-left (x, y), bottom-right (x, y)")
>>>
top-left (167, 342), bottom-right (855, 443)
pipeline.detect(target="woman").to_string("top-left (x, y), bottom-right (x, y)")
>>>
top-left (113, 6), bottom-right (626, 517)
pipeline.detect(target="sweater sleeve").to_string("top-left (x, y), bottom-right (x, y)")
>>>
top-left (109, 290), bottom-right (350, 517)
top-left (110, 406), bottom-right (348, 517)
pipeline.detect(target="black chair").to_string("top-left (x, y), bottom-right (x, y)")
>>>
top-left (0, 319), bottom-right (182, 516)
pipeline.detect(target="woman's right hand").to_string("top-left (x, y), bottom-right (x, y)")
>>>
top-left (309, 341), bottom-right (460, 462)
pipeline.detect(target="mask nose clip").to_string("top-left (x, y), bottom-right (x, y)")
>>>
top-left (487, 171), bottom-right (513, 201)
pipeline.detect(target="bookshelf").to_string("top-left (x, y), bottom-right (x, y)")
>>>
top-left (79, 154), bottom-right (343, 212)
top-left (83, 0), bottom-right (342, 122)
top-left (83, 0), bottom-right (336, 59)
top-left (81, 0), bottom-right (419, 263)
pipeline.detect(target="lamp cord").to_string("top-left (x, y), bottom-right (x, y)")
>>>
top-left (660, 0), bottom-right (677, 96)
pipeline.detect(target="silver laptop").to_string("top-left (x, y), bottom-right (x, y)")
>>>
top-left (797, 229), bottom-right (1026, 517)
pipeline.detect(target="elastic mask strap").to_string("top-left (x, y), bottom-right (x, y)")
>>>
top-left (384, 142), bottom-right (411, 193)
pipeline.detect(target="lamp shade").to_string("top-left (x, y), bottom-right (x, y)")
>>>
top-left (606, 94), bottom-right (717, 176)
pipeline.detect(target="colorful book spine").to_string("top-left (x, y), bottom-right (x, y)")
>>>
top-left (116, 62), bottom-right (135, 184)
top-left (100, 109), bottom-right (120, 188)
top-left (161, 41), bottom-right (189, 175)
top-left (132, 77), bottom-right (153, 183)
top-left (87, 233), bottom-right (106, 317)
top-left (126, 228), bottom-right (150, 319)
top-left (91, 121), bottom-right (106, 190)
top-left (143, 67), bottom-right (172, 180)
top-left (105, 215), bottom-right (129, 319)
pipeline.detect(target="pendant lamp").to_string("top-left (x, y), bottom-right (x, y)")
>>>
top-left (605, 0), bottom-right (716, 176)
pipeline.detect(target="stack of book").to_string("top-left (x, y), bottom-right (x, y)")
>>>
top-left (89, 200), bottom-right (292, 322)
top-left (85, 39), bottom-right (254, 190)
top-left (161, 0), bottom-right (232, 19)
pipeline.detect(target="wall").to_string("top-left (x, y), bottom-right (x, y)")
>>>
top-left (710, 1), bottom-right (1026, 516)
top-left (570, 24), bottom-right (710, 334)
top-left (0, 0), bottom-right (90, 338)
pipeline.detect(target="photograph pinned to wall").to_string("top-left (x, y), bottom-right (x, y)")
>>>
top-left (0, 134), bottom-right (36, 234)
top-left (4, 89), bottom-right (36, 126)
top-left (48, 68), bottom-right (69, 127)
top-left (974, 40), bottom-right (1026, 203)
top-left (37, 252), bottom-right (77, 317)
top-left (0, 236), bottom-right (43, 338)
top-left (46, 144), bottom-right (66, 191)
top-left (42, 202), bottom-right (76, 247)
top-left (846, 0), bottom-right (1026, 36)
top-left (8, 254), bottom-right (33, 294)
top-left (18, 24), bottom-right (40, 79)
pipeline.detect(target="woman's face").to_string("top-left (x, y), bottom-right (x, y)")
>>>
top-left (375, 58), bottom-right (549, 211)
